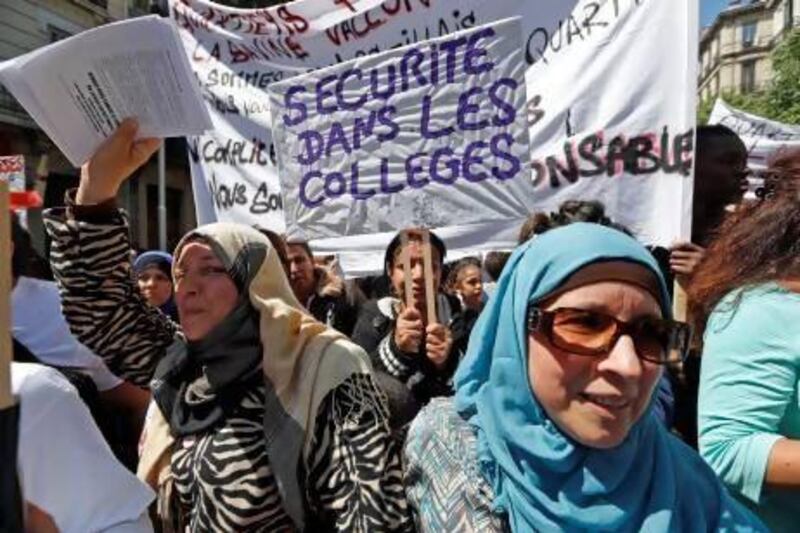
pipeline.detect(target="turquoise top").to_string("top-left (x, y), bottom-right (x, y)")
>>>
top-left (699, 283), bottom-right (800, 532)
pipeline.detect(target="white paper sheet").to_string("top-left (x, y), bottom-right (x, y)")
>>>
top-left (0, 16), bottom-right (212, 167)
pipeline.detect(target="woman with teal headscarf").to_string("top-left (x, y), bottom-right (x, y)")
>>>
top-left (404, 223), bottom-right (765, 532)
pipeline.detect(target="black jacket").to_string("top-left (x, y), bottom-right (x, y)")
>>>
top-left (351, 294), bottom-right (477, 431)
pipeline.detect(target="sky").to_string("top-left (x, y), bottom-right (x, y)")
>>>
top-left (702, 0), bottom-right (731, 27)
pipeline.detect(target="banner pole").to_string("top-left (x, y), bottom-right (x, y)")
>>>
top-left (157, 143), bottom-right (167, 251)
top-left (0, 179), bottom-right (24, 532)
top-left (0, 180), bottom-right (12, 409)
top-left (421, 229), bottom-right (437, 324)
top-left (673, 282), bottom-right (688, 322)
top-left (400, 231), bottom-right (413, 311)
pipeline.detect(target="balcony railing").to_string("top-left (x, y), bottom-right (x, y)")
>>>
top-left (720, 35), bottom-right (772, 55)
top-left (69, 0), bottom-right (109, 15)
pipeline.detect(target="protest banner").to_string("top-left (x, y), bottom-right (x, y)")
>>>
top-left (171, 0), bottom-right (697, 276)
top-left (709, 98), bottom-right (800, 171)
top-left (269, 17), bottom-right (532, 241)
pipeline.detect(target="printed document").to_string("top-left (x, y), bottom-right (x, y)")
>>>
top-left (0, 16), bottom-right (212, 166)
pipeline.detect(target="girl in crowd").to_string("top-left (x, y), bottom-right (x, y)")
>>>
top-left (43, 120), bottom-right (409, 531)
top-left (405, 223), bottom-right (764, 531)
top-left (133, 251), bottom-right (178, 321)
top-left (691, 148), bottom-right (800, 532)
top-left (352, 230), bottom-right (477, 433)
top-left (445, 256), bottom-right (484, 312)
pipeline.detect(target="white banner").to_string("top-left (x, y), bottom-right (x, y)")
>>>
top-left (708, 98), bottom-right (800, 171)
top-left (269, 18), bottom-right (532, 241)
top-left (170, 0), bottom-right (697, 275)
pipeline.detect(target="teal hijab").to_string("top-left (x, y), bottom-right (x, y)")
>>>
top-left (454, 223), bottom-right (764, 532)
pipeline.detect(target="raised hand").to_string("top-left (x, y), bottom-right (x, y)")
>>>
top-left (425, 323), bottom-right (453, 370)
top-left (76, 118), bottom-right (160, 205)
top-left (669, 241), bottom-right (706, 284)
top-left (395, 306), bottom-right (424, 354)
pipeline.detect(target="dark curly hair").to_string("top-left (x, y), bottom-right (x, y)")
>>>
top-left (483, 251), bottom-right (511, 282)
top-left (518, 200), bottom-right (632, 244)
top-left (517, 212), bottom-right (552, 244)
top-left (551, 199), bottom-right (614, 226)
top-left (688, 147), bottom-right (800, 336)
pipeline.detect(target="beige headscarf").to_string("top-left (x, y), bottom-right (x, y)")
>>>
top-left (137, 223), bottom-right (375, 530)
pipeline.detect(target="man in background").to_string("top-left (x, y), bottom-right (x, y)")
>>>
top-left (286, 240), bottom-right (360, 336)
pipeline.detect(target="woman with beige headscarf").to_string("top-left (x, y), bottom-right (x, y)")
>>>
top-left (43, 120), bottom-right (410, 532)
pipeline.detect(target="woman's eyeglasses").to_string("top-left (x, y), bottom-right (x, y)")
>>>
top-left (527, 307), bottom-right (691, 365)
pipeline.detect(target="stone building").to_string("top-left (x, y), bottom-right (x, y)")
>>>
top-left (699, 0), bottom-right (799, 103)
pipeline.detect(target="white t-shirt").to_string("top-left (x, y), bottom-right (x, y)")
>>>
top-left (12, 363), bottom-right (154, 533)
top-left (12, 276), bottom-right (122, 391)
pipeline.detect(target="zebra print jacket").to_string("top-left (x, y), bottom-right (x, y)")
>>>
top-left (43, 199), bottom-right (411, 532)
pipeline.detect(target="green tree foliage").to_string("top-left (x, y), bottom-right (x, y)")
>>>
top-left (763, 27), bottom-right (800, 124)
top-left (697, 90), bottom-right (769, 125)
top-left (698, 29), bottom-right (800, 125)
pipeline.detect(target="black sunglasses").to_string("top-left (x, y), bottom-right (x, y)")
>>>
top-left (527, 306), bottom-right (691, 365)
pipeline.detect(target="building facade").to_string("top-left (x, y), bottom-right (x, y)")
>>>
top-left (699, 0), bottom-right (799, 103)
top-left (0, 0), bottom-right (196, 253)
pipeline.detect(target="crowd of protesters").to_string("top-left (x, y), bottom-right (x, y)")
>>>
top-left (7, 118), bottom-right (799, 532)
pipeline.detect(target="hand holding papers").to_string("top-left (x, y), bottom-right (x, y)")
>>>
top-left (0, 16), bottom-right (211, 167)
top-left (76, 119), bottom-right (161, 205)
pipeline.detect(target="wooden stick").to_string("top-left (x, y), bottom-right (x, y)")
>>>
top-left (0, 181), bottom-right (13, 409)
top-left (400, 231), bottom-right (414, 311)
top-left (672, 281), bottom-right (688, 322)
top-left (421, 229), bottom-right (437, 324)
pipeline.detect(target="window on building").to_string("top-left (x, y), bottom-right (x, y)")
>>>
top-left (786, 0), bottom-right (795, 30)
top-left (129, 0), bottom-right (153, 15)
top-left (47, 25), bottom-right (72, 43)
top-left (741, 60), bottom-right (757, 92)
top-left (715, 74), bottom-right (720, 96)
top-left (742, 21), bottom-right (757, 48)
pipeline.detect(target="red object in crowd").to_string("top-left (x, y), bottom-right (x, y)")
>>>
top-left (9, 190), bottom-right (42, 210)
